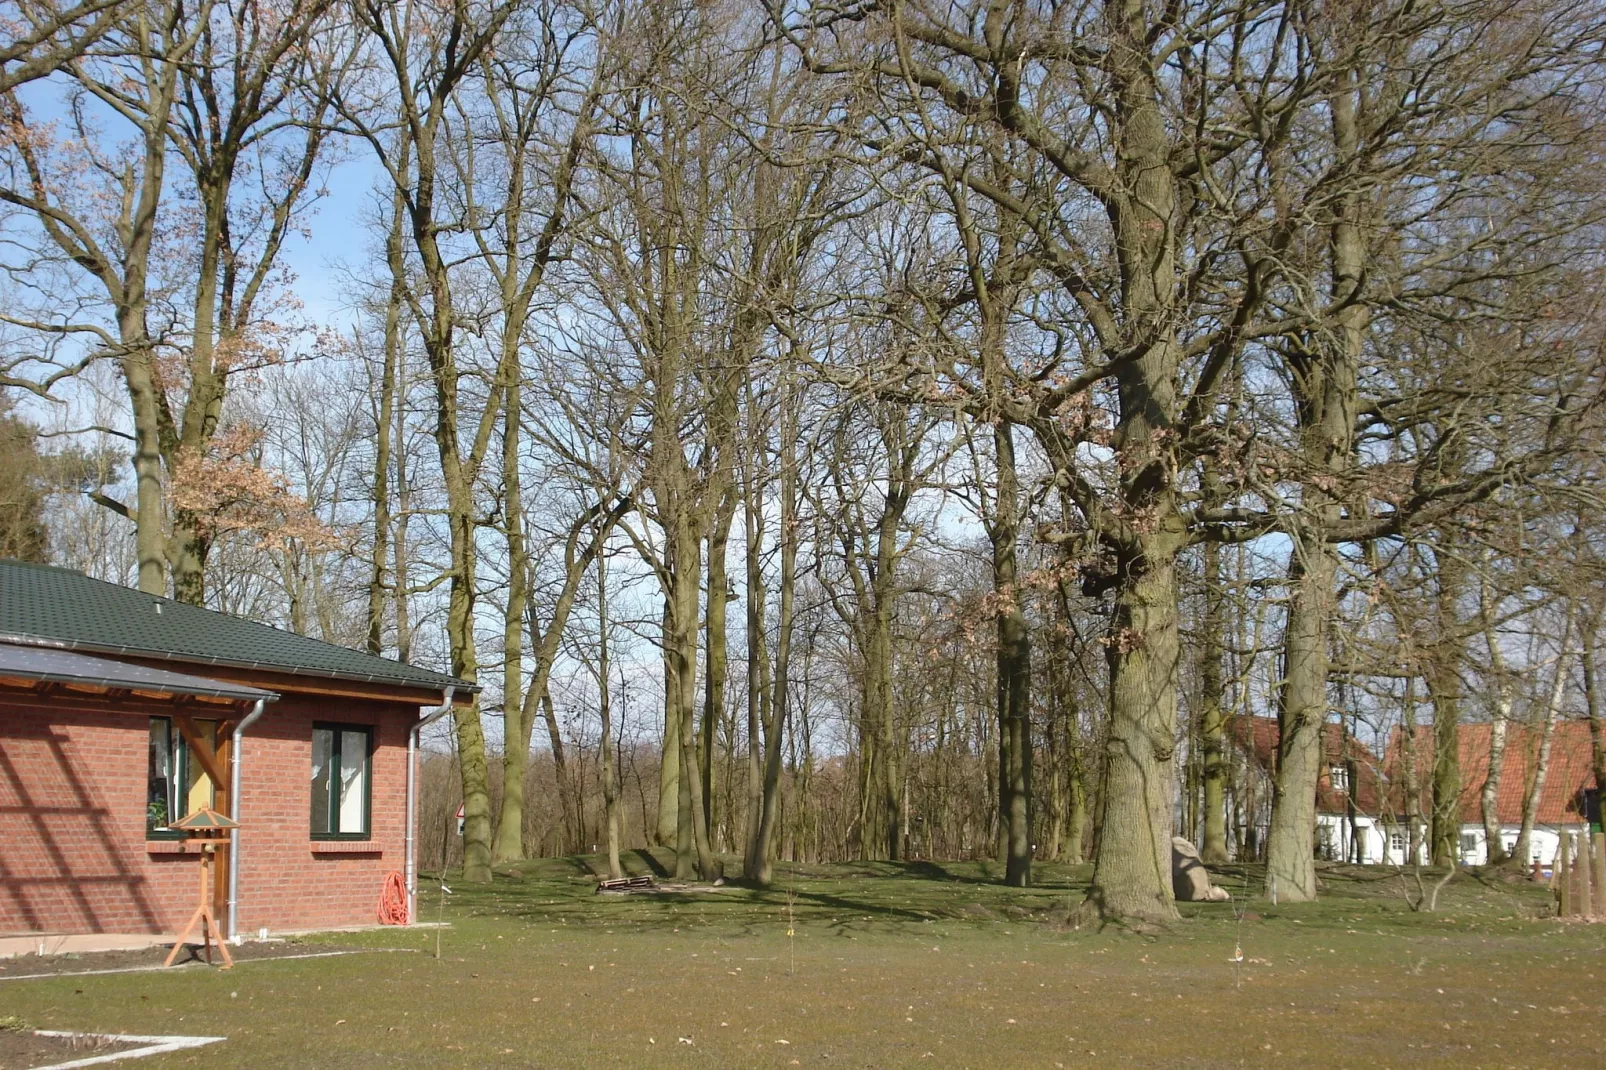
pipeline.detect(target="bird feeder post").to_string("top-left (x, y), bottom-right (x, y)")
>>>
top-left (162, 806), bottom-right (240, 969)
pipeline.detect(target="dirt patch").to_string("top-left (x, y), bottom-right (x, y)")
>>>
top-left (0, 940), bottom-right (365, 980)
top-left (0, 1024), bottom-right (138, 1068)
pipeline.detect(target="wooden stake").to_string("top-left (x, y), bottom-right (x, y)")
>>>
top-left (1558, 833), bottom-right (1572, 917)
top-left (1578, 832), bottom-right (1592, 919)
top-left (1593, 833), bottom-right (1605, 917)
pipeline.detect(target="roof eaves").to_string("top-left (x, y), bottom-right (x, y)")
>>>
top-left (0, 631), bottom-right (478, 696)
top-left (4, 668), bottom-right (277, 702)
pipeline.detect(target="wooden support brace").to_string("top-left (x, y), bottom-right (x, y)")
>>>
top-left (175, 716), bottom-right (227, 789)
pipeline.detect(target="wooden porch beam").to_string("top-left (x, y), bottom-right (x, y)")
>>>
top-left (175, 715), bottom-right (227, 790)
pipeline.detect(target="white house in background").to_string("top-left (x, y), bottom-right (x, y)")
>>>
top-left (1390, 721), bottom-right (1599, 868)
top-left (1229, 716), bottom-right (1425, 866)
top-left (1229, 716), bottom-right (1600, 867)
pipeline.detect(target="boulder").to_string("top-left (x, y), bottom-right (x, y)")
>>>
top-left (1172, 836), bottom-right (1231, 902)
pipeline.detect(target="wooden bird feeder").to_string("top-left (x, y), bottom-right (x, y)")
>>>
top-left (163, 806), bottom-right (240, 969)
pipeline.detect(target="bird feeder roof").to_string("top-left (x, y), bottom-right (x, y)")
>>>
top-left (169, 806), bottom-right (240, 831)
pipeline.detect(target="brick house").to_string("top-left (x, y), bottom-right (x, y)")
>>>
top-left (0, 560), bottom-right (474, 945)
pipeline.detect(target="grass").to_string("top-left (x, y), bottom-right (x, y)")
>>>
top-left (4, 855), bottom-right (1605, 1067)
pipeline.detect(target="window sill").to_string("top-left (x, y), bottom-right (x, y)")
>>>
top-left (310, 841), bottom-right (381, 855)
top-left (146, 840), bottom-right (204, 855)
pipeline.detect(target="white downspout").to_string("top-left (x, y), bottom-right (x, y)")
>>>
top-left (407, 687), bottom-right (455, 923)
top-left (227, 698), bottom-right (268, 944)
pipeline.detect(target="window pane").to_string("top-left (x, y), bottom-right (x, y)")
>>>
top-left (311, 728), bottom-right (333, 834)
top-left (147, 719), bottom-right (173, 832)
top-left (338, 730), bottom-right (367, 834)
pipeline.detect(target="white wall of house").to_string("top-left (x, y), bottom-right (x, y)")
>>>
top-left (1454, 824), bottom-right (1589, 867)
top-left (1316, 814), bottom-right (1428, 866)
top-left (1314, 816), bottom-right (1594, 867)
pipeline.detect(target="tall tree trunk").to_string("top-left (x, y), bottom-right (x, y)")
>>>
top-left (1086, 542), bottom-right (1183, 923)
top-left (392, 365), bottom-right (413, 664)
top-left (1264, 67), bottom-right (1366, 903)
top-left (667, 526), bottom-right (715, 879)
top-left (1267, 540), bottom-right (1338, 900)
top-left (1401, 677), bottom-right (1424, 865)
top-left (123, 356), bottom-right (169, 595)
top-left (502, 505), bottom-right (624, 857)
top-left (657, 597), bottom-right (679, 848)
top-left (743, 474), bottom-right (769, 876)
top-left (1481, 708), bottom-right (1511, 865)
top-left (539, 690), bottom-right (573, 854)
top-left (1427, 551), bottom-right (1465, 866)
top-left (994, 417), bottom-right (1031, 887)
top-left (598, 551), bottom-right (622, 879)
top-left (1583, 607), bottom-right (1606, 828)
top-left (864, 596), bottom-right (901, 860)
top-left (1515, 608), bottom-right (1573, 866)
top-left (749, 384), bottom-right (797, 884)
top-left (702, 496), bottom-right (735, 846)
top-left (1199, 538), bottom-right (1229, 863)
top-left (1056, 1), bottom-right (1186, 926)
top-left (493, 380), bottom-right (528, 865)
top-left (365, 195), bottom-right (404, 655)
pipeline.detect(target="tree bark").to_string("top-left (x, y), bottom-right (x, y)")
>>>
top-left (994, 416), bottom-right (1031, 887)
top-left (1584, 607), bottom-right (1606, 827)
top-left (657, 596), bottom-right (679, 848)
top-left (748, 377), bottom-right (798, 884)
top-left (1515, 608), bottom-right (1573, 866)
top-left (1198, 539), bottom-right (1229, 863)
top-left (702, 493), bottom-right (735, 847)
top-left (598, 550), bottom-right (622, 879)
top-left (1427, 551), bottom-right (1465, 866)
top-left (492, 378), bottom-right (528, 865)
top-left (1264, 65), bottom-right (1366, 903)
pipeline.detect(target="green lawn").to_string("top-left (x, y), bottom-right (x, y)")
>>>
top-left (5, 856), bottom-right (1604, 1067)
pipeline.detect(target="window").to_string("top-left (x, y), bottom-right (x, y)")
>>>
top-left (1329, 765), bottom-right (1350, 794)
top-left (147, 717), bottom-right (216, 836)
top-left (1389, 829), bottom-right (1407, 855)
top-left (311, 724), bottom-right (371, 839)
top-left (1460, 832), bottom-right (1479, 857)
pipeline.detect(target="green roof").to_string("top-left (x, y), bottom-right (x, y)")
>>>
top-left (0, 560), bottom-right (474, 696)
top-left (0, 640), bottom-right (278, 701)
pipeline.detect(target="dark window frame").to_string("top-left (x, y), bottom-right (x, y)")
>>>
top-left (310, 722), bottom-right (373, 841)
top-left (147, 716), bottom-right (216, 839)
top-left (147, 716), bottom-right (185, 839)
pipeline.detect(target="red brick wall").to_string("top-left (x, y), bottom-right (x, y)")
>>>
top-left (0, 695), bottom-right (417, 936)
top-left (232, 696), bottom-right (412, 934)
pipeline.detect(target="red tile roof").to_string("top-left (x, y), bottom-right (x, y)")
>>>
top-left (1227, 716), bottom-right (1387, 814)
top-left (1385, 721), bottom-right (1601, 826)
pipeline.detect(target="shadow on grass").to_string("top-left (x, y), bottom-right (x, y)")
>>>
top-left (631, 848), bottom-right (669, 878)
top-left (901, 860), bottom-right (1004, 886)
top-left (442, 851), bottom-right (1559, 943)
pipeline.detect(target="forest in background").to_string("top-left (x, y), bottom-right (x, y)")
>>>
top-left (3, 0), bottom-right (1605, 925)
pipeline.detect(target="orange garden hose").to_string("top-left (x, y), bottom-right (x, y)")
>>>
top-left (378, 870), bottom-right (410, 925)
